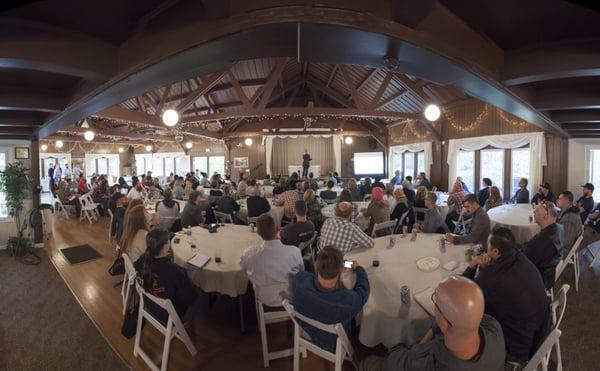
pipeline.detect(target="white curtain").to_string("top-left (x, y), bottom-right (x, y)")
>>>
top-left (333, 135), bottom-right (343, 175)
top-left (446, 132), bottom-right (546, 192)
top-left (263, 136), bottom-right (274, 176)
top-left (389, 142), bottom-right (433, 177)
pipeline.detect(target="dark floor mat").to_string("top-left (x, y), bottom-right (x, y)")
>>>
top-left (59, 244), bottom-right (103, 265)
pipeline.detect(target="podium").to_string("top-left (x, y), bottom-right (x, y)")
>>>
top-left (288, 165), bottom-right (320, 176)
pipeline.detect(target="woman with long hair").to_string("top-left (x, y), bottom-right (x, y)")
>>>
top-left (484, 186), bottom-right (503, 211)
top-left (119, 202), bottom-right (149, 262)
top-left (346, 178), bottom-right (362, 201)
top-left (155, 188), bottom-right (180, 232)
top-left (304, 188), bottom-right (325, 230)
top-left (447, 179), bottom-right (467, 211)
top-left (384, 182), bottom-right (397, 214)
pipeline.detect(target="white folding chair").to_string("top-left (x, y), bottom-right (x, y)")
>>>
top-left (323, 198), bottom-right (338, 205)
top-left (555, 235), bottom-right (582, 292)
top-left (282, 299), bottom-right (359, 371)
top-left (412, 207), bottom-right (428, 223)
top-left (108, 208), bottom-right (114, 243)
top-left (121, 253), bottom-right (137, 315)
top-left (510, 329), bottom-right (562, 371)
top-left (79, 193), bottom-right (100, 224)
top-left (585, 240), bottom-right (600, 268)
top-left (394, 210), bottom-right (410, 234)
top-left (298, 231), bottom-right (317, 258)
top-left (54, 197), bottom-right (71, 219)
top-left (214, 210), bottom-right (234, 224)
top-left (549, 284), bottom-right (569, 371)
top-left (253, 283), bottom-right (295, 367)
top-left (134, 282), bottom-right (197, 371)
top-left (371, 219), bottom-right (397, 238)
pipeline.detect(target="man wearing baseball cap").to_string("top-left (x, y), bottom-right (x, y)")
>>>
top-left (535, 182), bottom-right (557, 204)
top-left (577, 183), bottom-right (595, 223)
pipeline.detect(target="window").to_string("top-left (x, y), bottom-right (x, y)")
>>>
top-left (417, 152), bottom-right (425, 175)
top-left (85, 154), bottom-right (119, 177)
top-left (391, 151), bottom-right (403, 176)
top-left (97, 158), bottom-right (108, 176)
top-left (209, 156), bottom-right (225, 176)
top-left (511, 148), bottom-right (530, 196)
top-left (480, 149), bottom-right (504, 195)
top-left (175, 156), bottom-right (190, 176)
top-left (193, 157), bottom-right (208, 175)
top-left (403, 152), bottom-right (415, 180)
top-left (589, 149), bottom-right (600, 199)
top-left (152, 156), bottom-right (164, 177)
top-left (456, 150), bottom-right (475, 192)
top-left (0, 152), bottom-right (7, 218)
top-left (164, 157), bottom-right (175, 176)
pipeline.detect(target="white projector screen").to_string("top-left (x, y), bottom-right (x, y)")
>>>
top-left (354, 152), bottom-right (384, 175)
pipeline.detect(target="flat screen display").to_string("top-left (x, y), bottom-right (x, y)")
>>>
top-left (353, 152), bottom-right (384, 175)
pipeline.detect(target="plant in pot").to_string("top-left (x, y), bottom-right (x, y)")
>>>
top-left (0, 161), bottom-right (33, 257)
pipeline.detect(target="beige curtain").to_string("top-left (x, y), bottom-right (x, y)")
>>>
top-left (271, 137), bottom-right (335, 176)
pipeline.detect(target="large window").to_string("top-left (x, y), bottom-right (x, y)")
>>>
top-left (480, 149), bottom-right (504, 195)
top-left (417, 152), bottom-right (425, 175)
top-left (136, 153), bottom-right (190, 177)
top-left (391, 150), bottom-right (425, 180)
top-left (193, 156), bottom-right (225, 176)
top-left (589, 149), bottom-right (600, 199)
top-left (85, 154), bottom-right (119, 178)
top-left (0, 152), bottom-right (7, 218)
top-left (456, 150), bottom-right (475, 192)
top-left (511, 148), bottom-right (530, 196)
top-left (403, 152), bottom-right (415, 180)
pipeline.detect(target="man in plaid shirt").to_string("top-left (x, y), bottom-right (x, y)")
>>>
top-left (321, 201), bottom-right (374, 253)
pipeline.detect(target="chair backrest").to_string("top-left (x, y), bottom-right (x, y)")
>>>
top-left (522, 329), bottom-right (562, 371)
top-left (247, 216), bottom-right (259, 226)
top-left (108, 208), bottom-right (114, 240)
top-left (254, 282), bottom-right (290, 308)
top-left (122, 253), bottom-right (137, 284)
top-left (371, 219), bottom-right (398, 238)
top-left (551, 284), bottom-right (570, 329)
top-left (298, 231), bottom-right (317, 255)
top-left (214, 210), bottom-right (233, 223)
top-left (412, 207), bottom-right (428, 221)
top-left (556, 235), bottom-right (583, 280)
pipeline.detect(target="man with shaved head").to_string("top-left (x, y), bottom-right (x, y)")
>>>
top-left (361, 276), bottom-right (505, 371)
top-left (321, 201), bottom-right (374, 253)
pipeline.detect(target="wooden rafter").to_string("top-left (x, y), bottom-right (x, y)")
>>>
top-left (376, 89), bottom-right (408, 110)
top-left (370, 72), bottom-right (393, 109)
top-left (339, 65), bottom-right (365, 109)
top-left (350, 68), bottom-right (379, 100)
top-left (227, 69), bottom-right (251, 109)
top-left (257, 59), bottom-right (288, 109)
top-left (137, 96), bottom-right (146, 113)
top-left (175, 69), bottom-right (228, 112)
top-left (326, 64), bottom-right (338, 87)
top-left (156, 85), bottom-right (172, 115)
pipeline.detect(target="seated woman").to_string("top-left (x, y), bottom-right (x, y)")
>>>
top-left (216, 185), bottom-right (240, 215)
top-left (77, 174), bottom-right (89, 194)
top-left (346, 178), bottom-right (363, 202)
top-left (91, 178), bottom-right (110, 215)
top-left (383, 183), bottom-right (397, 215)
top-left (413, 185), bottom-right (428, 221)
top-left (134, 229), bottom-right (197, 325)
top-left (119, 202), bottom-right (149, 262)
top-left (155, 189), bottom-right (180, 232)
top-left (391, 188), bottom-right (409, 223)
top-left (445, 179), bottom-right (468, 231)
top-left (180, 190), bottom-right (205, 228)
top-left (363, 187), bottom-right (390, 236)
top-left (57, 180), bottom-right (81, 218)
top-left (484, 186), bottom-right (503, 211)
top-left (304, 189), bottom-right (325, 231)
top-left (402, 179), bottom-right (415, 205)
top-left (118, 176), bottom-right (129, 192)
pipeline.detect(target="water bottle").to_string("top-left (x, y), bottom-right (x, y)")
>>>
top-left (401, 286), bottom-right (411, 305)
top-left (440, 237), bottom-right (446, 253)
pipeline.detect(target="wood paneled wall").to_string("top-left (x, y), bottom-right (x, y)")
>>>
top-left (341, 136), bottom-right (387, 178)
top-left (227, 137), bottom-right (266, 180)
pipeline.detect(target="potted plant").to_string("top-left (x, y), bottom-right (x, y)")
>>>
top-left (0, 161), bottom-right (33, 257)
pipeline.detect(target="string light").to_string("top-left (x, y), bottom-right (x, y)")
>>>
top-left (496, 108), bottom-right (530, 127)
top-left (442, 105), bottom-right (489, 132)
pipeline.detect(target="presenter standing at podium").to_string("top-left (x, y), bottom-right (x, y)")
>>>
top-left (302, 149), bottom-right (312, 178)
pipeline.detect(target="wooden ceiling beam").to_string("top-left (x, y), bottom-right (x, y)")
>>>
top-left (552, 110), bottom-right (600, 124)
top-left (350, 68), bottom-right (379, 101)
top-left (257, 59), bottom-right (288, 109)
top-left (339, 65), bottom-right (365, 109)
top-left (156, 85), bottom-right (172, 115)
top-left (0, 90), bottom-right (67, 113)
top-left (535, 90), bottom-right (600, 111)
top-left (394, 73), bottom-right (437, 104)
top-left (175, 69), bottom-right (229, 112)
top-left (369, 72), bottom-right (393, 109)
top-left (325, 65), bottom-right (338, 87)
top-left (227, 69), bottom-right (251, 109)
top-left (561, 124), bottom-right (600, 131)
top-left (376, 89), bottom-right (408, 110)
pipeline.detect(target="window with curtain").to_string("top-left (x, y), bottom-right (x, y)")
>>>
top-left (511, 148), bottom-right (530, 197)
top-left (403, 152), bottom-right (415, 180)
top-left (480, 149), bottom-right (504, 195)
top-left (457, 150), bottom-right (475, 192)
top-left (164, 157), bottom-right (175, 176)
top-left (589, 149), bottom-right (600, 199)
top-left (86, 154), bottom-right (119, 177)
top-left (193, 156), bottom-right (208, 175)
top-left (209, 156), bottom-right (225, 176)
top-left (0, 152), bottom-right (7, 218)
top-left (391, 151), bottom-right (403, 174)
top-left (97, 158), bottom-right (108, 175)
top-left (152, 156), bottom-right (164, 176)
top-left (417, 152), bottom-right (425, 175)
top-left (175, 156), bottom-right (190, 176)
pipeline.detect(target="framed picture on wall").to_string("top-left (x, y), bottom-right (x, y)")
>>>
top-left (233, 157), bottom-right (249, 168)
top-left (15, 147), bottom-right (30, 159)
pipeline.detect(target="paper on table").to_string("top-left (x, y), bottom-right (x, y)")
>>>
top-left (187, 253), bottom-right (211, 269)
top-left (413, 287), bottom-right (436, 317)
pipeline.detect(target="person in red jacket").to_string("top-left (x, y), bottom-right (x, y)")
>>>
top-left (77, 174), bottom-right (89, 194)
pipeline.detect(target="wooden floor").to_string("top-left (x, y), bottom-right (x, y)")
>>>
top-left (45, 215), bottom-right (350, 371)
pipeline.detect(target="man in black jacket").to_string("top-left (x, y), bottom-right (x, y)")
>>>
top-left (521, 202), bottom-right (563, 289)
top-left (477, 178), bottom-right (492, 207)
top-left (247, 187), bottom-right (271, 218)
top-left (464, 227), bottom-right (551, 363)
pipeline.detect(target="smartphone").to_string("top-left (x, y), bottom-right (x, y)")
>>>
top-left (344, 260), bottom-right (354, 269)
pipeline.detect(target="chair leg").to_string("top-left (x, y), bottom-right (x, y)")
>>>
top-left (259, 306), bottom-right (270, 367)
top-left (161, 321), bottom-right (174, 371)
top-left (574, 255), bottom-right (580, 292)
top-left (555, 340), bottom-right (563, 371)
top-left (123, 282), bottom-right (131, 315)
top-left (133, 303), bottom-right (144, 357)
top-left (293, 323), bottom-right (300, 371)
top-left (334, 347), bottom-right (344, 371)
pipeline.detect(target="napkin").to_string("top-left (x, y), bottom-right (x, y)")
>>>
top-left (414, 287), bottom-right (436, 316)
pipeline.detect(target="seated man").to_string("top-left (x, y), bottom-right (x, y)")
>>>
top-left (372, 176), bottom-right (385, 190)
top-left (308, 172), bottom-right (319, 191)
top-left (577, 183), bottom-right (595, 223)
top-left (241, 214), bottom-right (304, 307)
top-left (520, 202), bottom-right (563, 289)
top-left (533, 182), bottom-right (557, 204)
top-left (463, 227), bottom-right (551, 363)
top-left (274, 181), bottom-right (300, 220)
top-left (280, 200), bottom-right (315, 247)
top-left (477, 178), bottom-right (492, 207)
top-left (292, 246), bottom-right (369, 352)
top-left (57, 180), bottom-right (81, 218)
top-left (361, 276), bottom-right (505, 371)
top-left (321, 201), bottom-right (374, 253)
top-left (414, 192), bottom-right (444, 233)
top-left (580, 201), bottom-right (600, 251)
top-left (556, 191), bottom-right (583, 256)
top-left (215, 185), bottom-right (240, 215)
top-left (511, 177), bottom-right (530, 204)
top-left (246, 187), bottom-right (271, 218)
top-left (446, 194), bottom-right (491, 248)
top-left (319, 180), bottom-right (338, 201)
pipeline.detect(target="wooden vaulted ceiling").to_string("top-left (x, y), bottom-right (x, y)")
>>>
top-left (1, 0), bottom-right (600, 142)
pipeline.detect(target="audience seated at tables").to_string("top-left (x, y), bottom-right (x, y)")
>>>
top-left (272, 179), bottom-right (287, 196)
top-left (520, 202), bottom-right (563, 289)
top-left (390, 170), bottom-right (402, 186)
top-left (57, 180), bottom-right (81, 218)
top-left (383, 183), bottom-right (397, 214)
top-left (359, 177), bottom-right (372, 198)
top-left (402, 180), bottom-right (415, 205)
top-left (390, 188), bottom-right (409, 223)
top-left (347, 178), bottom-right (363, 201)
top-left (209, 180), bottom-right (223, 196)
top-left (245, 179), bottom-right (258, 197)
top-left (577, 183), bottom-right (595, 223)
top-left (320, 180), bottom-right (338, 201)
top-left (557, 191), bottom-right (583, 256)
top-left (372, 176), bottom-right (385, 190)
top-left (477, 178), bottom-right (492, 207)
top-left (108, 184), bottom-right (123, 214)
top-left (417, 172), bottom-right (432, 191)
top-left (280, 201), bottom-right (315, 247)
top-left (90, 178), bottom-right (110, 215)
top-left (119, 202), bottom-right (149, 262)
top-left (413, 186), bottom-right (427, 220)
top-left (446, 179), bottom-right (467, 228)
top-left (363, 187), bottom-right (390, 236)
top-left (463, 227), bottom-right (551, 363)
top-left (321, 201), bottom-right (374, 253)
top-left (118, 176), bottom-right (129, 192)
top-left (183, 177), bottom-right (194, 198)
top-left (413, 192), bottom-right (445, 234)
top-left (199, 172), bottom-right (210, 187)
top-left (304, 189), bottom-right (325, 231)
top-left (247, 187), bottom-right (271, 218)
top-left (484, 186), bottom-right (502, 211)
top-left (154, 189), bottom-right (180, 232)
top-left (262, 174), bottom-right (273, 186)
top-left (172, 177), bottom-right (185, 200)
top-left (531, 182), bottom-right (557, 204)
top-left (292, 246), bottom-right (370, 353)
top-left (307, 172), bottom-right (319, 191)
top-left (77, 173), bottom-right (89, 194)
top-left (147, 183), bottom-right (162, 199)
top-left (127, 179), bottom-right (144, 200)
top-left (361, 276), bottom-right (505, 371)
top-left (240, 213), bottom-right (304, 307)
top-left (510, 178), bottom-right (530, 204)
top-left (215, 185), bottom-right (240, 216)
top-left (326, 172), bottom-right (338, 186)
top-left (274, 181), bottom-right (300, 221)
top-left (446, 194), bottom-right (491, 248)
top-left (134, 229), bottom-right (197, 325)
top-left (180, 190), bottom-right (205, 228)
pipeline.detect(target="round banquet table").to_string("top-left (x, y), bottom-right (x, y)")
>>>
top-left (171, 225), bottom-right (262, 297)
top-left (322, 201), bottom-right (370, 230)
top-left (341, 233), bottom-right (470, 348)
top-left (236, 198), bottom-right (285, 225)
top-left (487, 204), bottom-right (540, 244)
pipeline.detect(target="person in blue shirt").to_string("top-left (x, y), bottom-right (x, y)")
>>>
top-left (390, 170), bottom-right (403, 186)
top-left (292, 246), bottom-right (370, 352)
top-left (457, 177), bottom-right (469, 193)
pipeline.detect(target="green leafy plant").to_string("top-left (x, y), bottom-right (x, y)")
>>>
top-left (0, 161), bottom-right (33, 256)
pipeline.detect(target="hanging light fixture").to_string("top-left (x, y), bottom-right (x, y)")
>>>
top-left (55, 140), bottom-right (64, 148)
top-left (84, 130), bottom-right (95, 141)
top-left (41, 144), bottom-right (48, 151)
top-left (118, 147), bottom-right (124, 153)
top-left (145, 145), bottom-right (153, 152)
top-left (244, 138), bottom-right (253, 146)
top-left (185, 141), bottom-right (193, 149)
top-left (162, 109), bottom-right (179, 127)
top-left (344, 136), bottom-right (353, 145)
top-left (205, 148), bottom-right (211, 153)
top-left (424, 104), bottom-right (441, 122)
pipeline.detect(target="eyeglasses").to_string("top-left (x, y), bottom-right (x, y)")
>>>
top-left (431, 291), bottom-right (453, 327)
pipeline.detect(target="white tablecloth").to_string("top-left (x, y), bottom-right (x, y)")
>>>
top-left (322, 201), bottom-right (370, 231)
top-left (487, 204), bottom-right (540, 244)
top-left (288, 165), bottom-right (320, 176)
top-left (342, 234), bottom-right (470, 347)
top-left (236, 198), bottom-right (285, 226)
top-left (171, 225), bottom-right (262, 297)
